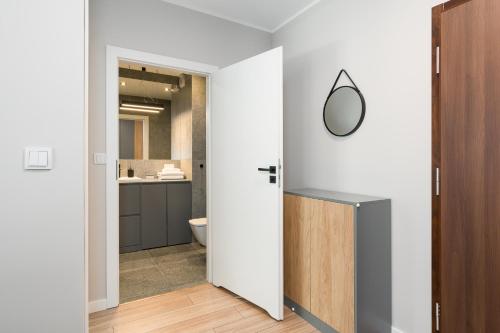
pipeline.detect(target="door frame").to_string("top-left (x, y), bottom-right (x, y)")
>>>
top-left (105, 46), bottom-right (218, 308)
top-left (431, 1), bottom-right (472, 332)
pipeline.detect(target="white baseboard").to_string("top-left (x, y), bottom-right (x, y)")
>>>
top-left (89, 298), bottom-right (108, 314)
top-left (392, 326), bottom-right (405, 333)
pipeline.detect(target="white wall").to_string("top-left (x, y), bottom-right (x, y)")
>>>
top-left (0, 0), bottom-right (86, 332)
top-left (89, 0), bottom-right (272, 303)
top-left (273, 0), bottom-right (440, 332)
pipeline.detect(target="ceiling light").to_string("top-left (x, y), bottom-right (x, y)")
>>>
top-left (120, 81), bottom-right (126, 86)
top-left (119, 107), bottom-right (160, 114)
top-left (121, 103), bottom-right (164, 111)
top-left (165, 87), bottom-right (169, 92)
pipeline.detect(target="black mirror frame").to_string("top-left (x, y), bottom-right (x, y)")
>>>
top-left (323, 69), bottom-right (366, 137)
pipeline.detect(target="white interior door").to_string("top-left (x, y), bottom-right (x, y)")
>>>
top-left (210, 47), bottom-right (283, 320)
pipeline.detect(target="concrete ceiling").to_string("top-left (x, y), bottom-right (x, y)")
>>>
top-left (161, 0), bottom-right (321, 33)
top-left (119, 61), bottom-right (185, 100)
top-left (119, 77), bottom-right (173, 100)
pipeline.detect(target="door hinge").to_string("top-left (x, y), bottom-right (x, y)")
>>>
top-left (436, 46), bottom-right (440, 75)
top-left (435, 167), bottom-right (440, 196)
top-left (435, 302), bottom-right (441, 331)
top-left (278, 158), bottom-right (282, 188)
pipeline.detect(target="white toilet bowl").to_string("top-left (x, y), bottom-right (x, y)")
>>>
top-left (189, 218), bottom-right (207, 246)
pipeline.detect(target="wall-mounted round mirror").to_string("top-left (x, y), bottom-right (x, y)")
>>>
top-left (323, 70), bottom-right (366, 137)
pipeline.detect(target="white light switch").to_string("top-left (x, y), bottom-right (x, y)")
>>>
top-left (25, 147), bottom-right (52, 170)
top-left (94, 153), bottom-right (107, 165)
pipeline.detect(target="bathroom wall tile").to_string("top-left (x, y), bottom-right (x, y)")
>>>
top-left (192, 159), bottom-right (206, 218)
top-left (180, 159), bottom-right (192, 180)
top-left (120, 159), bottom-right (181, 178)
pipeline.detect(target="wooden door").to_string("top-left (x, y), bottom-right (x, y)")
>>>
top-left (433, 0), bottom-right (500, 331)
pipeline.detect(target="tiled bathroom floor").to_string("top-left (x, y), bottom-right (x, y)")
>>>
top-left (119, 242), bottom-right (206, 303)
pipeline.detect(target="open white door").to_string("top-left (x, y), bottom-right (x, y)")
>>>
top-left (210, 47), bottom-right (283, 320)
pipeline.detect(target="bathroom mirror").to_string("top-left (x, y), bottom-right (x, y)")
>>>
top-left (323, 70), bottom-right (365, 137)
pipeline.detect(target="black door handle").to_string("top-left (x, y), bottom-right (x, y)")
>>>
top-left (258, 166), bottom-right (276, 174)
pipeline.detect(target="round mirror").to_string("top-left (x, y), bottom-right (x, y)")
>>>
top-left (323, 86), bottom-right (365, 137)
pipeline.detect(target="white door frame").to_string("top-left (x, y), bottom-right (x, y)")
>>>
top-left (105, 45), bottom-right (218, 308)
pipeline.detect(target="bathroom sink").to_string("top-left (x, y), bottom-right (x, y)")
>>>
top-left (118, 176), bottom-right (143, 182)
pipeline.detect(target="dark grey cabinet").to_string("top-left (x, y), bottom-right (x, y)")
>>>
top-left (119, 184), bottom-right (140, 216)
top-left (141, 184), bottom-right (167, 249)
top-left (119, 181), bottom-right (192, 253)
top-left (167, 183), bottom-right (192, 246)
top-left (119, 215), bottom-right (141, 252)
top-left (119, 185), bottom-right (141, 253)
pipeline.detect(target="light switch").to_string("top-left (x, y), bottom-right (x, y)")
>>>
top-left (94, 153), bottom-right (107, 165)
top-left (24, 147), bottom-right (52, 170)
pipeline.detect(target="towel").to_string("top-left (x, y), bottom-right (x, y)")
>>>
top-left (159, 175), bottom-right (185, 180)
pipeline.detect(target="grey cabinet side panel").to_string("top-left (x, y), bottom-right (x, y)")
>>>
top-left (356, 200), bottom-right (392, 333)
top-left (119, 215), bottom-right (141, 253)
top-left (167, 183), bottom-right (192, 245)
top-left (119, 184), bottom-right (141, 216)
top-left (141, 184), bottom-right (167, 249)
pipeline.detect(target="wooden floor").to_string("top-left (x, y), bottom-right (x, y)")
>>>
top-left (90, 283), bottom-right (318, 333)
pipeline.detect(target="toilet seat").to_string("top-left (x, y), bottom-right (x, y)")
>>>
top-left (189, 218), bottom-right (207, 227)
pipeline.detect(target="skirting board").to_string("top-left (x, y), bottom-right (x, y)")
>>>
top-left (89, 298), bottom-right (107, 314)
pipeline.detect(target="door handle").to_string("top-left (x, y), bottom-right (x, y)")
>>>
top-left (258, 166), bottom-right (276, 174)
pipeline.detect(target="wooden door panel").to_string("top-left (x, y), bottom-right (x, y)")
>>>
top-left (437, 0), bottom-right (500, 331)
top-left (310, 200), bottom-right (354, 333)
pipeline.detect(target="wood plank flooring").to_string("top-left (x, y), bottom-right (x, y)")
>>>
top-left (90, 283), bottom-right (318, 333)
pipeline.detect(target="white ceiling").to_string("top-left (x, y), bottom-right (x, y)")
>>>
top-left (161, 0), bottom-right (321, 33)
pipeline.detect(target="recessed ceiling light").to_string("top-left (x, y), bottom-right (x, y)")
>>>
top-left (122, 103), bottom-right (164, 111)
top-left (165, 87), bottom-right (169, 92)
top-left (120, 81), bottom-right (126, 86)
top-left (119, 107), bottom-right (160, 114)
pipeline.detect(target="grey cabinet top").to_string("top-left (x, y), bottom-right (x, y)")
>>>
top-left (285, 188), bottom-right (388, 206)
top-left (119, 179), bottom-right (191, 185)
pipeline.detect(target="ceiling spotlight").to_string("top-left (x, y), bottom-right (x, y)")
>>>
top-left (164, 87), bottom-right (169, 92)
top-left (120, 81), bottom-right (126, 86)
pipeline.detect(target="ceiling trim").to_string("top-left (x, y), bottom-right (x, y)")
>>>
top-left (271, 0), bottom-right (321, 33)
top-left (162, 0), bottom-right (322, 34)
top-left (162, 0), bottom-right (272, 32)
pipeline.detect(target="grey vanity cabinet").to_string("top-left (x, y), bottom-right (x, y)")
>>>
top-left (119, 184), bottom-right (141, 253)
top-left (167, 183), bottom-right (192, 246)
top-left (141, 184), bottom-right (168, 249)
top-left (119, 184), bottom-right (140, 216)
top-left (119, 215), bottom-right (141, 252)
top-left (119, 182), bottom-right (192, 253)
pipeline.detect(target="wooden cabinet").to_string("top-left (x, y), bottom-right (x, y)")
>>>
top-left (284, 189), bottom-right (391, 333)
top-left (284, 194), bottom-right (312, 310)
top-left (119, 181), bottom-right (192, 253)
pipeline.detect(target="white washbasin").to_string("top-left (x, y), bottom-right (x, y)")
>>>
top-left (118, 176), bottom-right (143, 182)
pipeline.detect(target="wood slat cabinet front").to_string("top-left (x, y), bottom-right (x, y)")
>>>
top-left (284, 194), bottom-right (354, 333)
top-left (284, 190), bottom-right (391, 333)
top-left (310, 200), bottom-right (354, 333)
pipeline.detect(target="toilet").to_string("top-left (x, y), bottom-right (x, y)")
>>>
top-left (189, 218), bottom-right (207, 246)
